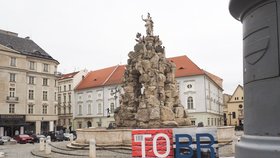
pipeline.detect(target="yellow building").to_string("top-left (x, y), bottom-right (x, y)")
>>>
top-left (223, 85), bottom-right (244, 128)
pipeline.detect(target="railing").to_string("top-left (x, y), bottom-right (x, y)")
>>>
top-left (6, 96), bottom-right (19, 103)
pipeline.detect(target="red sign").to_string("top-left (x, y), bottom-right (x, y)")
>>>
top-left (132, 129), bottom-right (173, 158)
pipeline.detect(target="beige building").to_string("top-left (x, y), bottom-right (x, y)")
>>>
top-left (0, 29), bottom-right (59, 136)
top-left (223, 85), bottom-right (244, 127)
top-left (57, 70), bottom-right (88, 132)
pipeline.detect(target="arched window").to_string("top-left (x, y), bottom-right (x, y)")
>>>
top-left (187, 97), bottom-right (194, 109)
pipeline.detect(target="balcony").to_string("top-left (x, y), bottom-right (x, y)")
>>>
top-left (6, 96), bottom-right (19, 103)
top-left (54, 71), bottom-right (62, 77)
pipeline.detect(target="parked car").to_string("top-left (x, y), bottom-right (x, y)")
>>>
top-left (0, 136), bottom-right (12, 143)
top-left (30, 134), bottom-right (46, 143)
top-left (0, 139), bottom-right (4, 145)
top-left (55, 133), bottom-right (66, 141)
top-left (14, 134), bottom-right (34, 144)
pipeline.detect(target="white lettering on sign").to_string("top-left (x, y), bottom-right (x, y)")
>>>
top-left (153, 133), bottom-right (170, 158)
top-left (134, 134), bottom-right (152, 157)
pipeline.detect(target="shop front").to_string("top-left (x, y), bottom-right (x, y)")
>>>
top-left (0, 115), bottom-right (27, 137)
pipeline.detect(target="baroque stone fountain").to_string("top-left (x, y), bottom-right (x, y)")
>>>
top-left (114, 13), bottom-right (190, 128)
top-left (72, 14), bottom-right (191, 148)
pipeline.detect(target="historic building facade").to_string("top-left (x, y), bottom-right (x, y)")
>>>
top-left (57, 70), bottom-right (88, 132)
top-left (0, 29), bottom-right (59, 136)
top-left (223, 85), bottom-right (244, 127)
top-left (73, 55), bottom-right (223, 129)
top-left (73, 65), bottom-right (124, 129)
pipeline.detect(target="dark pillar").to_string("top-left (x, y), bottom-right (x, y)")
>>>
top-left (229, 0), bottom-right (280, 157)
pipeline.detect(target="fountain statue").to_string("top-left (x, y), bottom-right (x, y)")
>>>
top-left (114, 13), bottom-right (190, 128)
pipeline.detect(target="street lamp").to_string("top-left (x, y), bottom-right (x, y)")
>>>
top-left (110, 86), bottom-right (120, 115)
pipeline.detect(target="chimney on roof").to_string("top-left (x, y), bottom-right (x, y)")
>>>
top-left (25, 36), bottom-right (30, 40)
top-left (0, 29), bottom-right (18, 37)
top-left (82, 75), bottom-right (85, 80)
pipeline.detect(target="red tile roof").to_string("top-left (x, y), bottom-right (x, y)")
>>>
top-left (75, 55), bottom-right (223, 90)
top-left (59, 71), bottom-right (79, 80)
top-left (75, 65), bottom-right (126, 91)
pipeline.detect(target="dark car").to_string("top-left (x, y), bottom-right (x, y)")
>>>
top-left (55, 134), bottom-right (66, 141)
top-left (30, 134), bottom-right (46, 143)
top-left (14, 134), bottom-right (34, 144)
top-left (0, 139), bottom-right (4, 145)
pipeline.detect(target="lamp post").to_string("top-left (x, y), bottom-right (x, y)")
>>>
top-left (110, 86), bottom-right (120, 115)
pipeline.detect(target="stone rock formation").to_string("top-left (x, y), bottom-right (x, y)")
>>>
top-left (114, 14), bottom-right (190, 128)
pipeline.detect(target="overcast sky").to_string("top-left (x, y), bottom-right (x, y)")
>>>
top-left (0, 0), bottom-right (242, 94)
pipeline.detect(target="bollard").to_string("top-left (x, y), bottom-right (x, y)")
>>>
top-left (89, 139), bottom-right (96, 158)
top-left (45, 136), bottom-right (51, 155)
top-left (69, 134), bottom-right (73, 142)
top-left (39, 137), bottom-right (45, 151)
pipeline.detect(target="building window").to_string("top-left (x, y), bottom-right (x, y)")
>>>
top-left (232, 112), bottom-right (236, 119)
top-left (64, 106), bottom-right (66, 114)
top-left (187, 84), bottom-right (192, 89)
top-left (29, 61), bottom-right (35, 70)
top-left (63, 94), bottom-right (66, 103)
top-left (43, 91), bottom-right (48, 101)
top-left (68, 106), bottom-right (71, 114)
top-left (29, 76), bottom-right (35, 84)
top-left (64, 85), bottom-right (66, 92)
top-left (28, 104), bottom-right (34, 114)
top-left (9, 104), bottom-right (15, 113)
top-left (10, 73), bottom-right (16, 82)
top-left (58, 107), bottom-right (61, 114)
top-left (43, 78), bottom-right (48, 86)
top-left (43, 64), bottom-right (49, 72)
top-left (54, 106), bottom-right (57, 114)
top-left (28, 90), bottom-right (34, 100)
top-left (78, 123), bottom-right (82, 129)
top-left (88, 104), bottom-right (91, 114)
top-left (68, 94), bottom-right (71, 103)
top-left (69, 85), bottom-right (71, 91)
top-left (110, 103), bottom-right (115, 113)
top-left (211, 118), bottom-right (214, 126)
top-left (10, 57), bottom-right (16, 66)
top-left (58, 94), bottom-right (61, 103)
top-left (208, 118), bottom-right (210, 126)
top-left (98, 103), bottom-right (102, 114)
top-left (9, 88), bottom-right (15, 97)
top-left (54, 92), bottom-right (57, 101)
top-left (187, 96), bottom-right (194, 109)
top-left (79, 105), bottom-right (82, 115)
top-left (42, 105), bottom-right (48, 114)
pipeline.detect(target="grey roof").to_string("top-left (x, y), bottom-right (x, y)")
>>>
top-left (0, 30), bottom-right (58, 63)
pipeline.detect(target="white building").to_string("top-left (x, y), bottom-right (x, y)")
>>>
top-left (57, 70), bottom-right (88, 131)
top-left (73, 65), bottom-right (124, 129)
top-left (73, 55), bottom-right (223, 129)
top-left (0, 29), bottom-right (59, 136)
